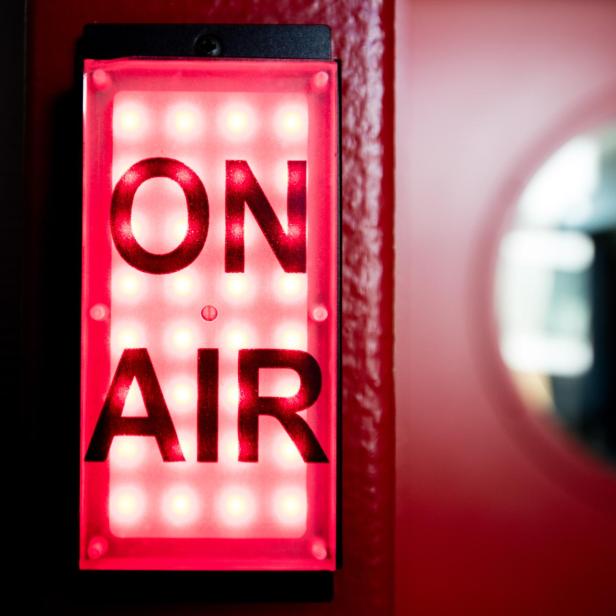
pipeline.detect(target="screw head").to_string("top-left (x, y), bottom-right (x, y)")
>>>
top-left (87, 536), bottom-right (109, 560)
top-left (201, 304), bottom-right (219, 322)
top-left (91, 69), bottom-right (111, 91)
top-left (311, 538), bottom-right (328, 561)
top-left (312, 71), bottom-right (329, 91)
top-left (194, 34), bottom-right (222, 57)
top-left (89, 303), bottom-right (109, 321)
top-left (311, 305), bottom-right (329, 322)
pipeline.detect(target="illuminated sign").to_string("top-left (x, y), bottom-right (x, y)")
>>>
top-left (80, 56), bottom-right (339, 570)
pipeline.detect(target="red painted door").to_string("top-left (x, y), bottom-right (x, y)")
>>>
top-left (395, 1), bottom-right (616, 614)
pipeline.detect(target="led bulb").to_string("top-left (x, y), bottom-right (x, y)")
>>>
top-left (221, 378), bottom-right (240, 415)
top-left (110, 437), bottom-right (147, 469)
top-left (270, 374), bottom-right (301, 397)
top-left (217, 487), bottom-right (256, 527)
top-left (110, 485), bottom-right (146, 526)
top-left (168, 376), bottom-right (196, 414)
top-left (165, 322), bottom-right (196, 357)
top-left (274, 104), bottom-right (307, 141)
top-left (272, 486), bottom-right (306, 527)
top-left (113, 101), bottom-right (149, 141)
top-left (175, 428), bottom-right (196, 464)
top-left (274, 322), bottom-right (306, 350)
top-left (112, 267), bottom-right (147, 304)
top-left (219, 322), bottom-right (255, 357)
top-left (273, 272), bottom-right (306, 303)
top-left (165, 271), bottom-right (199, 303)
top-left (112, 322), bottom-right (146, 355)
top-left (219, 103), bottom-right (257, 141)
top-left (166, 214), bottom-right (189, 246)
top-left (162, 485), bottom-right (200, 526)
top-left (220, 273), bottom-right (256, 304)
top-left (220, 432), bottom-right (241, 464)
top-left (166, 103), bottom-right (203, 141)
top-left (273, 433), bottom-right (304, 469)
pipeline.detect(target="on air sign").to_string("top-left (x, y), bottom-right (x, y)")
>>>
top-left (80, 55), bottom-right (339, 570)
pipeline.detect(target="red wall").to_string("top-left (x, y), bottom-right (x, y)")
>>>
top-left (395, 1), bottom-right (616, 614)
top-left (26, 1), bottom-right (394, 614)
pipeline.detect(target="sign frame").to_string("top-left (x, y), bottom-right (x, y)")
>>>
top-left (78, 23), bottom-right (342, 574)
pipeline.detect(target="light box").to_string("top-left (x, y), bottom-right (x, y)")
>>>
top-left (80, 57), bottom-right (339, 571)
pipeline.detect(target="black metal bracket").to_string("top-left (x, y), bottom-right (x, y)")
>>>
top-left (66, 22), bottom-right (338, 606)
top-left (79, 24), bottom-right (331, 60)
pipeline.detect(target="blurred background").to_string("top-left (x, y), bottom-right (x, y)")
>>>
top-left (395, 0), bottom-right (616, 613)
top-left (496, 124), bottom-right (615, 463)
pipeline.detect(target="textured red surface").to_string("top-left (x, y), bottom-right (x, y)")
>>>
top-left (26, 0), bottom-right (394, 613)
top-left (396, 1), bottom-right (616, 614)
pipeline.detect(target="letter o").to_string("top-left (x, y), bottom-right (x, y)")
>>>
top-left (111, 157), bottom-right (209, 274)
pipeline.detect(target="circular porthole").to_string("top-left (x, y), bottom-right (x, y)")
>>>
top-left (479, 93), bottom-right (616, 513)
top-left (495, 122), bottom-right (616, 466)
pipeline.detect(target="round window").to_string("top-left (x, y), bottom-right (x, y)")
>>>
top-left (495, 122), bottom-right (616, 467)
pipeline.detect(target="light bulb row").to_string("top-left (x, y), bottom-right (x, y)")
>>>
top-left (112, 269), bottom-right (307, 305)
top-left (111, 320), bottom-right (308, 356)
top-left (110, 482), bottom-right (307, 529)
top-left (114, 99), bottom-right (308, 144)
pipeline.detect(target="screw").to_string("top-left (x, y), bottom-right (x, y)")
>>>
top-left (89, 303), bottom-right (109, 321)
top-left (201, 304), bottom-right (219, 322)
top-left (311, 305), bottom-right (329, 322)
top-left (311, 538), bottom-right (328, 561)
top-left (312, 71), bottom-right (329, 91)
top-left (91, 69), bottom-right (111, 91)
top-left (194, 34), bottom-right (222, 57)
top-left (87, 536), bottom-right (109, 560)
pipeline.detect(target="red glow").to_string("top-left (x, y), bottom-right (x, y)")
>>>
top-left (217, 486), bottom-right (257, 527)
top-left (81, 58), bottom-right (338, 571)
top-left (219, 103), bottom-right (257, 141)
top-left (161, 484), bottom-right (201, 526)
top-left (272, 486), bottom-right (307, 528)
top-left (110, 484), bottom-right (147, 529)
top-left (113, 100), bottom-right (149, 141)
top-left (273, 104), bottom-right (308, 142)
top-left (165, 102), bottom-right (204, 142)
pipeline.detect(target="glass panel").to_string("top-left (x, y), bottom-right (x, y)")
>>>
top-left (495, 122), bottom-right (616, 467)
top-left (81, 58), bottom-right (339, 571)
